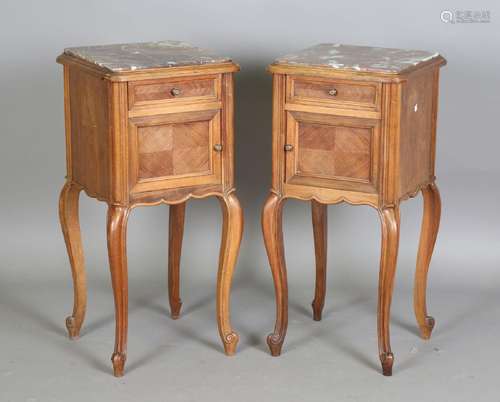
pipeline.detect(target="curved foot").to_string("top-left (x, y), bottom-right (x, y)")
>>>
top-left (59, 181), bottom-right (87, 339)
top-left (262, 193), bottom-right (288, 356)
top-left (168, 203), bottom-right (186, 320)
top-left (216, 193), bottom-right (243, 355)
top-left (380, 352), bottom-right (394, 376)
top-left (311, 302), bottom-right (322, 321)
top-left (222, 331), bottom-right (240, 356)
top-left (267, 333), bottom-right (284, 357)
top-left (111, 352), bottom-right (126, 377)
top-left (170, 301), bottom-right (182, 320)
top-left (421, 316), bottom-right (435, 339)
top-left (311, 200), bottom-right (327, 322)
top-left (414, 183), bottom-right (441, 340)
top-left (65, 316), bottom-right (80, 339)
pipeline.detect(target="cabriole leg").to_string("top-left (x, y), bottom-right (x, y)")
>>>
top-left (311, 200), bottom-right (327, 321)
top-left (59, 181), bottom-right (87, 339)
top-left (168, 202), bottom-right (186, 319)
top-left (377, 206), bottom-right (400, 376)
top-left (216, 192), bottom-right (243, 355)
top-left (107, 205), bottom-right (130, 377)
top-left (414, 183), bottom-right (441, 339)
top-left (262, 192), bottom-right (288, 356)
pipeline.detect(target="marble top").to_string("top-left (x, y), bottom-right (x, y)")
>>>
top-left (64, 40), bottom-right (231, 72)
top-left (274, 44), bottom-right (440, 74)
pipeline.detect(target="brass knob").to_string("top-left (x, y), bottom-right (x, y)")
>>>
top-left (284, 144), bottom-right (294, 151)
top-left (170, 87), bottom-right (181, 96)
top-left (328, 88), bottom-right (338, 96)
top-left (213, 144), bottom-right (223, 152)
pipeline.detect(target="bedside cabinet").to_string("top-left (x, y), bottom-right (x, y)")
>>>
top-left (57, 41), bottom-right (243, 376)
top-left (262, 44), bottom-right (446, 375)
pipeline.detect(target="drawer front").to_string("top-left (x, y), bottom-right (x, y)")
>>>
top-left (128, 75), bottom-right (219, 109)
top-left (285, 111), bottom-right (380, 193)
top-left (128, 109), bottom-right (221, 193)
top-left (288, 76), bottom-right (380, 110)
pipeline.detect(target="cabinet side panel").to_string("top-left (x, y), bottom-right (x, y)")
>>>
top-left (399, 67), bottom-right (436, 198)
top-left (69, 66), bottom-right (110, 200)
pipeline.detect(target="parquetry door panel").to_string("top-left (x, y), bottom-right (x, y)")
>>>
top-left (129, 109), bottom-right (221, 193)
top-left (285, 111), bottom-right (380, 193)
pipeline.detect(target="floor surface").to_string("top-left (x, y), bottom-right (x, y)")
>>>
top-left (1, 274), bottom-right (499, 402)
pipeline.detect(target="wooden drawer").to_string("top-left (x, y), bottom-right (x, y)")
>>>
top-left (128, 75), bottom-right (219, 110)
top-left (284, 111), bottom-right (380, 193)
top-left (287, 76), bottom-right (380, 110)
top-left (128, 109), bottom-right (222, 194)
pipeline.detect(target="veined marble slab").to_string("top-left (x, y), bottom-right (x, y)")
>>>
top-left (64, 40), bottom-right (231, 72)
top-left (275, 43), bottom-right (440, 74)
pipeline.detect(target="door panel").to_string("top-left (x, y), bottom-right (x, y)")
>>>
top-left (137, 120), bottom-right (211, 179)
top-left (129, 109), bottom-right (221, 193)
top-left (297, 122), bottom-right (371, 181)
top-left (285, 111), bottom-right (380, 193)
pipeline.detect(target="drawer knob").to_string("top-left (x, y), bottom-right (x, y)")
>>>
top-left (284, 144), bottom-right (294, 152)
top-left (170, 87), bottom-right (182, 96)
top-left (213, 144), bottom-right (223, 152)
top-left (328, 88), bottom-right (338, 96)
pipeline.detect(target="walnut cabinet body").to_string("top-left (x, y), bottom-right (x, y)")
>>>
top-left (262, 45), bottom-right (446, 376)
top-left (57, 43), bottom-right (242, 377)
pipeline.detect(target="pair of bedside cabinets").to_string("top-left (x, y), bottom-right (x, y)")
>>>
top-left (57, 41), bottom-right (445, 377)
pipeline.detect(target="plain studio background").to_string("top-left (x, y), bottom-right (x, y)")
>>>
top-left (1, 1), bottom-right (499, 401)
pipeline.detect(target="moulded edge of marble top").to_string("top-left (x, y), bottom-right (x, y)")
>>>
top-left (271, 44), bottom-right (446, 75)
top-left (60, 41), bottom-right (234, 73)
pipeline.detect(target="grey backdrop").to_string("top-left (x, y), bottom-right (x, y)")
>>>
top-left (1, 1), bottom-right (499, 401)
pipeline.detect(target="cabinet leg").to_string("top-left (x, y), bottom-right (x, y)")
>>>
top-left (168, 202), bottom-right (186, 319)
top-left (414, 183), bottom-right (441, 339)
top-left (107, 205), bottom-right (130, 377)
top-left (311, 200), bottom-right (327, 321)
top-left (262, 192), bottom-right (288, 356)
top-left (59, 181), bottom-right (87, 339)
top-left (216, 192), bottom-right (243, 355)
top-left (377, 206), bottom-right (400, 376)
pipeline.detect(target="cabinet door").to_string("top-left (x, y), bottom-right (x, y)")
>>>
top-left (285, 111), bottom-right (380, 193)
top-left (129, 109), bottom-right (221, 193)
